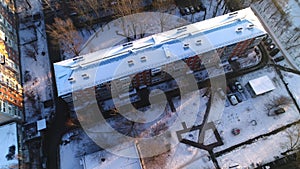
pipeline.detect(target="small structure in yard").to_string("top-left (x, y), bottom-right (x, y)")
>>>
top-left (248, 75), bottom-right (276, 96)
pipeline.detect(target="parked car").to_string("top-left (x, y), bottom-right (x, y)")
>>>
top-left (262, 34), bottom-right (269, 41)
top-left (217, 88), bottom-right (226, 99)
top-left (270, 48), bottom-right (280, 57)
top-left (189, 6), bottom-right (195, 14)
top-left (228, 94), bottom-right (238, 105)
top-left (274, 55), bottom-right (285, 62)
top-left (229, 83), bottom-right (237, 92)
top-left (179, 7), bottom-right (186, 15)
top-left (254, 47), bottom-right (260, 55)
top-left (267, 43), bottom-right (276, 51)
top-left (274, 107), bottom-right (285, 115)
top-left (184, 7), bottom-right (190, 15)
top-left (264, 38), bottom-right (272, 46)
top-left (232, 128), bottom-right (240, 135)
top-left (235, 81), bottom-right (243, 92)
top-left (235, 92), bottom-right (243, 102)
top-left (195, 5), bottom-right (201, 12)
top-left (268, 107), bottom-right (286, 116)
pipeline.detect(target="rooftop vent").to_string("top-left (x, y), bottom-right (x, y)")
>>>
top-left (82, 73), bottom-right (89, 79)
top-left (73, 56), bottom-right (84, 62)
top-left (165, 50), bottom-right (171, 58)
top-left (128, 60), bottom-right (134, 66)
top-left (140, 56), bottom-right (147, 62)
top-left (195, 40), bottom-right (202, 45)
top-left (183, 43), bottom-right (189, 49)
top-left (236, 27), bottom-right (243, 33)
top-left (228, 12), bottom-right (238, 18)
top-left (177, 26), bottom-right (187, 33)
top-left (68, 77), bottom-right (75, 83)
top-left (123, 42), bottom-right (133, 48)
top-left (247, 23), bottom-right (254, 29)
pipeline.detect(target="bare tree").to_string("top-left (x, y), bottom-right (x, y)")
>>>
top-left (152, 0), bottom-right (175, 32)
top-left (103, 0), bottom-right (143, 41)
top-left (47, 17), bottom-right (83, 57)
top-left (281, 124), bottom-right (300, 159)
top-left (265, 95), bottom-right (292, 114)
top-left (71, 0), bottom-right (102, 33)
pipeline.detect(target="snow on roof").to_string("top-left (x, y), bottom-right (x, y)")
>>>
top-left (249, 75), bottom-right (276, 95)
top-left (0, 123), bottom-right (19, 169)
top-left (54, 7), bottom-right (267, 96)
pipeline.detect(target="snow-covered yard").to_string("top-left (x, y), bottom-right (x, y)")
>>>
top-left (217, 124), bottom-right (300, 169)
top-left (214, 66), bottom-right (300, 152)
top-left (0, 123), bottom-right (19, 169)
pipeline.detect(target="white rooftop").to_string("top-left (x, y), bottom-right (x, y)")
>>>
top-left (54, 7), bottom-right (267, 96)
top-left (249, 75), bottom-right (276, 95)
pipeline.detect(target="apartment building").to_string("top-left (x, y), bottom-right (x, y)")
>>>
top-left (54, 7), bottom-right (266, 113)
top-left (0, 0), bottom-right (22, 124)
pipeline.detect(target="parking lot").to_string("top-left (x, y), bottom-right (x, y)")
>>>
top-left (175, 0), bottom-right (202, 8)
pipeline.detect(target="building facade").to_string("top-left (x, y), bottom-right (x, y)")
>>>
top-left (0, 0), bottom-right (22, 124)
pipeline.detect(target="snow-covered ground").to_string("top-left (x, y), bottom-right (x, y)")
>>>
top-left (82, 148), bottom-right (142, 169)
top-left (217, 124), bottom-right (300, 169)
top-left (0, 123), bottom-right (19, 169)
top-left (79, 0), bottom-right (227, 57)
top-left (284, 72), bottom-right (300, 107)
top-left (141, 143), bottom-right (215, 169)
top-left (17, 0), bottom-right (55, 123)
top-left (60, 88), bottom-right (209, 169)
top-left (214, 66), bottom-right (300, 152)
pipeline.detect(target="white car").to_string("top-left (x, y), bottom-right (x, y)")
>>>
top-left (228, 94), bottom-right (238, 105)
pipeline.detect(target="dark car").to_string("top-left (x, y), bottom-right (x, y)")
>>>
top-left (274, 55), bottom-right (285, 62)
top-left (179, 7), bottom-right (185, 15)
top-left (270, 48), bottom-right (280, 57)
top-left (229, 83), bottom-right (237, 92)
top-left (184, 7), bottom-right (190, 15)
top-left (189, 6), bottom-right (195, 14)
top-left (195, 5), bottom-right (201, 12)
top-left (235, 92), bottom-right (243, 102)
top-left (267, 43), bottom-right (276, 51)
top-left (195, 3), bottom-right (206, 11)
top-left (262, 34), bottom-right (269, 41)
top-left (274, 108), bottom-right (285, 115)
top-left (264, 38), bottom-right (272, 46)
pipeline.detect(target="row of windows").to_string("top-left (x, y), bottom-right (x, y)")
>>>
top-left (0, 100), bottom-right (22, 117)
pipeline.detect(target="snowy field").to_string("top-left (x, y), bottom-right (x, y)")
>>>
top-left (0, 123), bottom-right (19, 169)
top-left (217, 124), bottom-right (300, 169)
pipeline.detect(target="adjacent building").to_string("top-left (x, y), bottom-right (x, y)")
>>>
top-left (54, 7), bottom-right (267, 114)
top-left (0, 0), bottom-right (23, 124)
